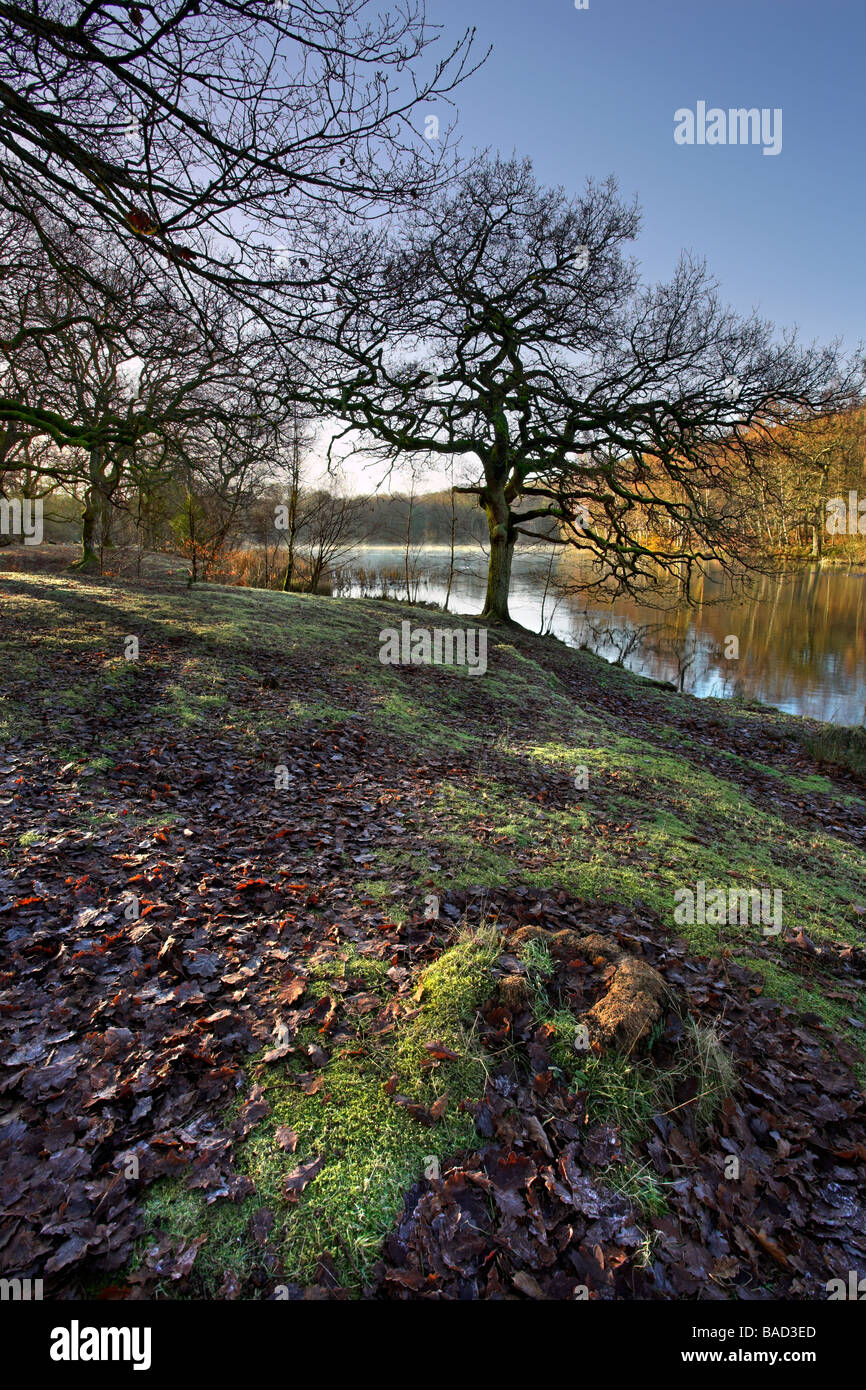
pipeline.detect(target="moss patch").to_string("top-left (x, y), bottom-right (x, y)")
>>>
top-left (139, 929), bottom-right (500, 1294)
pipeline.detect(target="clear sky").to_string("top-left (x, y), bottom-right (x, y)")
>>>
top-left (423, 0), bottom-right (864, 348)
top-left (328, 0), bottom-right (865, 492)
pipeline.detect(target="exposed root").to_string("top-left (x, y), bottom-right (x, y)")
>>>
top-left (509, 924), bottom-right (667, 1054)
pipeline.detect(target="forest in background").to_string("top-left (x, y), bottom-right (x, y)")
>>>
top-left (3, 404), bottom-right (865, 595)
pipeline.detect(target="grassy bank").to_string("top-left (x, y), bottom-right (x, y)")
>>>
top-left (2, 565), bottom-right (864, 1297)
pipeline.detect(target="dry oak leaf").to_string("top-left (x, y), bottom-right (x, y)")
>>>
top-left (424, 1040), bottom-right (461, 1061)
top-left (282, 1155), bottom-right (325, 1200)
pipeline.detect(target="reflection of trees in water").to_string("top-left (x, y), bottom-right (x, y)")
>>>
top-left (339, 546), bottom-right (865, 723)
top-left (557, 563), bottom-right (866, 721)
top-left (569, 609), bottom-right (710, 693)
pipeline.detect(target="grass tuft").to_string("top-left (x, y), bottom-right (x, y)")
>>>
top-left (138, 926), bottom-right (500, 1295)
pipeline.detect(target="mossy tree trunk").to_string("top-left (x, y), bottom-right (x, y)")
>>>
top-left (480, 481), bottom-right (516, 623)
top-left (76, 477), bottom-right (101, 571)
top-left (75, 446), bottom-right (121, 571)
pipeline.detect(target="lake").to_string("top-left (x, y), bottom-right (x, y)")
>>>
top-left (338, 544), bottom-right (866, 726)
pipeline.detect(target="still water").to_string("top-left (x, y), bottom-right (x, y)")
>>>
top-left (340, 545), bottom-right (866, 726)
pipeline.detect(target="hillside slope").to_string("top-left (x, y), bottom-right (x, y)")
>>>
top-left (1, 568), bottom-right (864, 1299)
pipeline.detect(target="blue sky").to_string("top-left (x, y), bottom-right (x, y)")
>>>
top-left (423, 0), bottom-right (864, 350)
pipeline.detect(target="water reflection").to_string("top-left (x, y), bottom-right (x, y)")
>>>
top-left (339, 545), bottom-right (866, 726)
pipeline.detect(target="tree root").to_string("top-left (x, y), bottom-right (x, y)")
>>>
top-left (509, 925), bottom-right (668, 1055)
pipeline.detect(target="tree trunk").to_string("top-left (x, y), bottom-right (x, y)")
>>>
top-left (281, 486), bottom-right (299, 592)
top-left (74, 445), bottom-right (118, 571)
top-left (404, 484), bottom-right (415, 601)
top-left (100, 495), bottom-right (114, 549)
top-left (811, 464), bottom-right (831, 560)
top-left (187, 491), bottom-right (198, 583)
top-left (444, 479), bottom-right (456, 611)
top-left (76, 479), bottom-right (101, 571)
top-left (481, 488), bottom-right (515, 622)
top-left (282, 410), bottom-right (302, 591)
top-left (135, 490), bottom-right (144, 579)
top-left (309, 545), bottom-right (325, 593)
top-left (539, 545), bottom-right (556, 634)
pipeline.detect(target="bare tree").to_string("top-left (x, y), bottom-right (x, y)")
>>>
top-left (299, 155), bottom-right (863, 623)
top-left (756, 408), bottom-right (866, 558)
top-left (301, 485), bottom-right (368, 593)
top-left (169, 412), bottom-right (271, 581)
top-left (1, 220), bottom-right (285, 564)
top-left (275, 404), bottom-right (317, 592)
top-left (0, 1), bottom-right (481, 428)
top-left (444, 459), bottom-right (457, 610)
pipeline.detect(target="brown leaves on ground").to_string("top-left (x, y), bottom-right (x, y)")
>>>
top-left (424, 1040), bottom-right (461, 1061)
top-left (0, 605), bottom-right (449, 1296)
top-left (371, 885), bottom-right (866, 1301)
top-left (1, 580), bottom-right (864, 1300)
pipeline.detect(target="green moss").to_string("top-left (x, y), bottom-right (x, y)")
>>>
top-left (306, 944), bottom-right (391, 992)
top-left (433, 734), bottom-right (864, 959)
top-left (372, 689), bottom-right (477, 753)
top-left (138, 929), bottom-right (500, 1295)
top-left (0, 697), bottom-right (40, 740)
top-left (87, 753), bottom-right (115, 774)
top-left (408, 927), bottom-right (499, 1037)
top-left (247, 698), bottom-right (359, 733)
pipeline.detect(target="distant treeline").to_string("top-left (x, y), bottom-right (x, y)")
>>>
top-left (273, 489), bottom-right (557, 548)
top-left (347, 489), bottom-right (491, 546)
